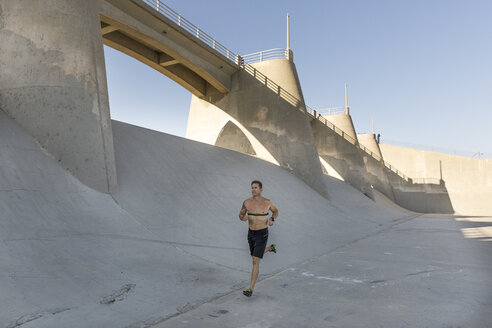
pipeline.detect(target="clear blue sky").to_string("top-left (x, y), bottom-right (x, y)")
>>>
top-left (104, 0), bottom-right (492, 158)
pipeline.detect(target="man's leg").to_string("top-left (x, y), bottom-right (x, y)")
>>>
top-left (249, 256), bottom-right (261, 291)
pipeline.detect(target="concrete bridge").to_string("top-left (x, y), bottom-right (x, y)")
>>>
top-left (100, 0), bottom-right (237, 98)
top-left (0, 0), bottom-right (489, 214)
top-left (0, 0), bottom-right (328, 198)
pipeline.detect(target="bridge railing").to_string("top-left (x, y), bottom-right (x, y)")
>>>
top-left (242, 63), bottom-right (411, 181)
top-left (143, 0), bottom-right (242, 64)
top-left (242, 48), bottom-right (290, 64)
top-left (310, 108), bottom-right (411, 181)
top-left (410, 177), bottom-right (442, 184)
top-left (316, 107), bottom-right (346, 116)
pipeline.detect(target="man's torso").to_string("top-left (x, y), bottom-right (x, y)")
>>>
top-left (244, 197), bottom-right (271, 230)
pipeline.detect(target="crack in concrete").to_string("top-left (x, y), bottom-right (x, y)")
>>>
top-left (3, 233), bottom-right (246, 251)
top-left (100, 283), bottom-right (136, 305)
top-left (405, 269), bottom-right (436, 277)
top-left (6, 308), bottom-right (70, 328)
top-left (0, 188), bottom-right (87, 194)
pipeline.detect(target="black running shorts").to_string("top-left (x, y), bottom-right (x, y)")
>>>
top-left (247, 228), bottom-right (269, 259)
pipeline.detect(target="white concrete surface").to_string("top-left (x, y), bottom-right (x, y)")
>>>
top-left (0, 110), bottom-right (449, 328)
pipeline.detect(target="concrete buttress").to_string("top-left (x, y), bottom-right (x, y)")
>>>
top-left (0, 0), bottom-right (117, 193)
top-left (311, 119), bottom-right (375, 200)
top-left (187, 58), bottom-right (329, 198)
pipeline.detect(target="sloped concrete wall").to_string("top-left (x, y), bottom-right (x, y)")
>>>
top-left (0, 0), bottom-right (117, 193)
top-left (381, 144), bottom-right (492, 215)
top-left (0, 110), bottom-right (412, 327)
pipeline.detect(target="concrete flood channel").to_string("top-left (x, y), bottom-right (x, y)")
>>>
top-left (1, 114), bottom-right (491, 327)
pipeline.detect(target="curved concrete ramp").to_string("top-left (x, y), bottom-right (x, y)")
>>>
top-left (1, 110), bottom-right (417, 327)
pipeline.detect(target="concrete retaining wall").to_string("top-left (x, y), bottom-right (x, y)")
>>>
top-left (311, 119), bottom-right (454, 213)
top-left (381, 144), bottom-right (492, 215)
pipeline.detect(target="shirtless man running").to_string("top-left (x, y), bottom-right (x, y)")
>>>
top-left (239, 180), bottom-right (279, 297)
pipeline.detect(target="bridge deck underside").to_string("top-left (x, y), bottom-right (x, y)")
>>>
top-left (101, 18), bottom-right (211, 97)
top-left (99, 0), bottom-right (237, 98)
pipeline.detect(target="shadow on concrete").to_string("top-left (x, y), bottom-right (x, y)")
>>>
top-left (385, 170), bottom-right (454, 214)
top-left (455, 216), bottom-right (492, 242)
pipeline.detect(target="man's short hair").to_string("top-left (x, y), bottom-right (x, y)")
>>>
top-left (251, 180), bottom-right (263, 189)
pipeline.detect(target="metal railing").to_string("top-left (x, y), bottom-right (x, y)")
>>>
top-left (142, 0), bottom-right (242, 64)
top-left (409, 178), bottom-right (442, 185)
top-left (311, 111), bottom-right (410, 181)
top-left (316, 107), bottom-right (346, 116)
top-left (242, 48), bottom-right (290, 64)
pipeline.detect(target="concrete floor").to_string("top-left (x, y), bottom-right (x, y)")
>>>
top-left (154, 214), bottom-right (492, 328)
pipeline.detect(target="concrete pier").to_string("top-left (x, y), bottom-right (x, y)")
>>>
top-left (187, 57), bottom-right (329, 198)
top-left (358, 133), bottom-right (383, 159)
top-left (325, 113), bottom-right (358, 141)
top-left (0, 0), bottom-right (117, 193)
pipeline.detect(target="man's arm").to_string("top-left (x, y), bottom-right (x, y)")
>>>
top-left (238, 200), bottom-right (248, 221)
top-left (268, 201), bottom-right (279, 225)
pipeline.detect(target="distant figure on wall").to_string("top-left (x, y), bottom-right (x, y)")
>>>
top-left (238, 180), bottom-right (279, 297)
top-left (377, 133), bottom-right (381, 144)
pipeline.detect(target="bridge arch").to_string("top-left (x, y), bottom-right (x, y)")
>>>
top-left (186, 97), bottom-right (279, 165)
top-left (215, 121), bottom-right (256, 156)
top-left (100, 0), bottom-right (239, 98)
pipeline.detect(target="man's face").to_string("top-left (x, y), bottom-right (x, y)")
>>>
top-left (251, 183), bottom-right (262, 197)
